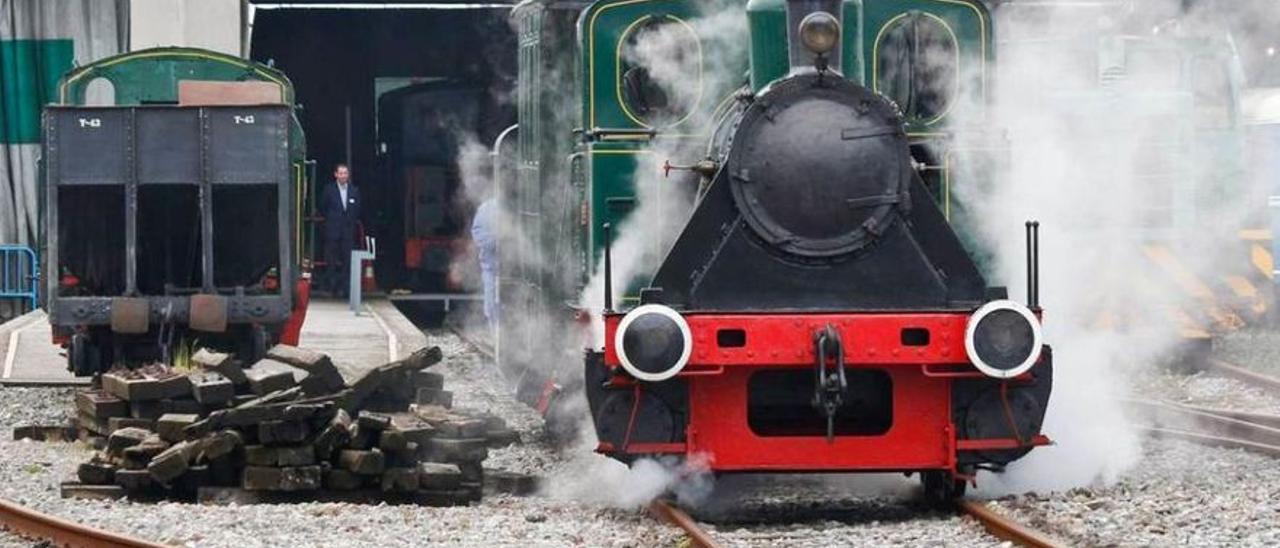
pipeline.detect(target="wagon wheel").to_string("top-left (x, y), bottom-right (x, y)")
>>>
top-left (67, 333), bottom-right (100, 376)
top-left (248, 324), bottom-right (271, 363)
top-left (920, 470), bottom-right (967, 506)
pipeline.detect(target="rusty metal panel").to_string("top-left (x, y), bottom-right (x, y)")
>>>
top-left (189, 294), bottom-right (228, 333)
top-left (178, 80), bottom-right (284, 106)
top-left (109, 297), bottom-right (149, 334)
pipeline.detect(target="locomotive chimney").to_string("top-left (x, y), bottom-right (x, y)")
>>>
top-left (786, 0), bottom-right (843, 75)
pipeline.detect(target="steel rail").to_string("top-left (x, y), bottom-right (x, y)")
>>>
top-left (648, 499), bottom-right (720, 548)
top-left (1125, 398), bottom-right (1280, 448)
top-left (957, 500), bottom-right (1065, 548)
top-left (1174, 404), bottom-right (1280, 430)
top-left (1140, 426), bottom-right (1280, 457)
top-left (0, 497), bottom-right (168, 548)
top-left (445, 320), bottom-right (494, 361)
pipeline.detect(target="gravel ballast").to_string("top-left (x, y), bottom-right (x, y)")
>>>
top-left (1132, 367), bottom-right (1280, 414)
top-left (1214, 328), bottom-right (1280, 379)
top-left (984, 437), bottom-right (1280, 546)
top-left (425, 328), bottom-right (560, 477)
top-left (0, 529), bottom-right (34, 548)
top-left (687, 474), bottom-right (1002, 547)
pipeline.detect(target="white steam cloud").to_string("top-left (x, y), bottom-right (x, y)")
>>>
top-left (958, 0), bottom-right (1261, 493)
top-left (455, 134), bottom-right (494, 205)
top-left (544, 452), bottom-right (714, 509)
top-left (555, 4), bottom-right (747, 509)
top-left (580, 4), bottom-right (749, 347)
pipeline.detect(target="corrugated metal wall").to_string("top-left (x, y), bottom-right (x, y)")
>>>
top-left (0, 0), bottom-right (128, 246)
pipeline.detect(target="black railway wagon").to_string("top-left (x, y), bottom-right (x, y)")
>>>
top-left (44, 104), bottom-right (305, 374)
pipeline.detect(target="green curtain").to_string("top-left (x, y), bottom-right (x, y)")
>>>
top-left (0, 0), bottom-right (128, 246)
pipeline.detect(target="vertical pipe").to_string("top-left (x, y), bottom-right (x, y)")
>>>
top-left (1032, 221), bottom-right (1040, 309)
top-left (125, 111), bottom-right (138, 296)
top-left (344, 104), bottom-right (353, 168)
top-left (200, 108), bottom-right (216, 293)
top-left (603, 222), bottom-right (613, 312)
top-left (278, 112), bottom-right (293, 310)
top-left (306, 160), bottom-right (317, 267)
top-left (1024, 221), bottom-right (1032, 306)
top-left (46, 121), bottom-right (60, 316)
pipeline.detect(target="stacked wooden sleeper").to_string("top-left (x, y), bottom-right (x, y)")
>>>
top-left (63, 343), bottom-right (520, 505)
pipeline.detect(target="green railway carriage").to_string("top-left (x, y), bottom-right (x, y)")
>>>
top-left (501, 0), bottom-right (995, 409)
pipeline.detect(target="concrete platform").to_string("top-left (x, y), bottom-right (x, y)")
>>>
top-left (0, 299), bottom-right (425, 386)
top-left (0, 310), bottom-right (83, 386)
top-left (300, 299), bottom-right (427, 383)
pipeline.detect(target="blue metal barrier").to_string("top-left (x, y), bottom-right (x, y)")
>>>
top-left (0, 245), bottom-right (38, 311)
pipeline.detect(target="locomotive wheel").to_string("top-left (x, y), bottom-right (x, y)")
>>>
top-left (920, 471), bottom-right (967, 506)
top-left (250, 325), bottom-right (270, 362)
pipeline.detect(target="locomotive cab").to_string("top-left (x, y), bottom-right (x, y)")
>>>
top-left (583, 0), bottom-right (1054, 501)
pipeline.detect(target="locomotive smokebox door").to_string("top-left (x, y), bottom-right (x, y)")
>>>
top-left (726, 76), bottom-right (909, 260)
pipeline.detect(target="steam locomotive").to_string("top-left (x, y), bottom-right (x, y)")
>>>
top-left (591, 0), bottom-right (1052, 500)
top-left (504, 0), bottom-right (1053, 500)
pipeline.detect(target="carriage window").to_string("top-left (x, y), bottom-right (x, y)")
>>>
top-left (618, 15), bottom-right (701, 126)
top-left (85, 77), bottom-right (116, 106)
top-left (875, 12), bottom-right (959, 124)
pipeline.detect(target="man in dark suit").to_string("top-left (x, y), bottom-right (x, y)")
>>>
top-left (319, 164), bottom-right (361, 297)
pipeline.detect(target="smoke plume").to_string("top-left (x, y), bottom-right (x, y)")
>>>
top-left (548, 3), bottom-right (748, 507)
top-left (579, 3), bottom-right (749, 346)
top-left (545, 451), bottom-right (714, 509)
top-left (954, 0), bottom-right (1262, 493)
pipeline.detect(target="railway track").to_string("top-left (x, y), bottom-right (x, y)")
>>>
top-left (0, 497), bottom-right (166, 547)
top-left (646, 496), bottom-right (1070, 548)
top-left (1127, 397), bottom-right (1280, 457)
top-left (648, 499), bottom-right (721, 548)
top-left (445, 320), bottom-right (495, 362)
top-left (956, 500), bottom-right (1065, 548)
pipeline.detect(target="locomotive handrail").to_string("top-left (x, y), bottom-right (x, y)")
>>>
top-left (919, 364), bottom-right (987, 378)
top-left (0, 245), bottom-right (38, 311)
top-left (676, 365), bottom-right (725, 376)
